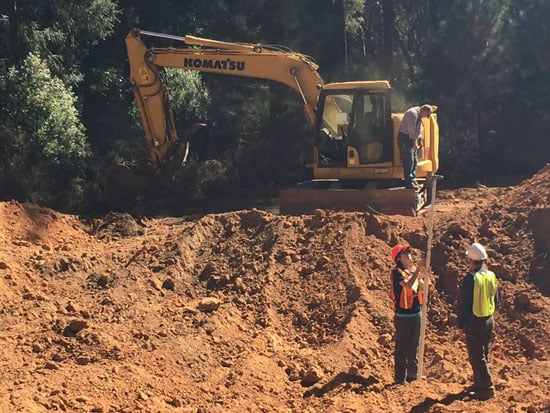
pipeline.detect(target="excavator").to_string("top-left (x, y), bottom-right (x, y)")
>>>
top-left (109, 28), bottom-right (439, 215)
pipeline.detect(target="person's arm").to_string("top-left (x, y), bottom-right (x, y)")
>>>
top-left (392, 269), bottom-right (402, 306)
top-left (416, 120), bottom-right (423, 141)
top-left (403, 112), bottom-right (418, 139)
top-left (457, 274), bottom-right (474, 329)
top-left (416, 122), bottom-right (424, 149)
top-left (399, 261), bottom-right (425, 289)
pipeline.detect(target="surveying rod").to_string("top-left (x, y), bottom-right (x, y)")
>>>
top-left (417, 174), bottom-right (442, 379)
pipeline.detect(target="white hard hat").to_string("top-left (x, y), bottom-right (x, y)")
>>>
top-left (466, 242), bottom-right (488, 261)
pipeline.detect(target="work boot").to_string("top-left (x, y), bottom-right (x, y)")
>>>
top-left (465, 383), bottom-right (482, 394)
top-left (471, 387), bottom-right (496, 400)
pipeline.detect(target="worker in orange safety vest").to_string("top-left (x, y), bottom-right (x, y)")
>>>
top-left (390, 244), bottom-right (426, 385)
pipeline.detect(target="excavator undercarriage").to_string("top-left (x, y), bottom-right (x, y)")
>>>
top-left (279, 179), bottom-right (431, 216)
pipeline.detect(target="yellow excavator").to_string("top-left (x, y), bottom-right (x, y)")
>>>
top-left (108, 29), bottom-right (439, 215)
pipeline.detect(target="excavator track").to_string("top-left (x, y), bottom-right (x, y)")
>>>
top-left (278, 180), bottom-right (429, 216)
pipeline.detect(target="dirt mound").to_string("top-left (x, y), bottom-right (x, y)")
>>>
top-left (0, 168), bottom-right (549, 412)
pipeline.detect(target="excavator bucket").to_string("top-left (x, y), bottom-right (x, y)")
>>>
top-left (278, 182), bottom-right (429, 216)
top-left (102, 123), bottom-right (207, 210)
top-left (102, 163), bottom-right (156, 210)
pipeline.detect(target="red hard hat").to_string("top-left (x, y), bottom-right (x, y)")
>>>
top-left (391, 244), bottom-right (410, 264)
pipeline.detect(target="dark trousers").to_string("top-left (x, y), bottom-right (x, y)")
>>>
top-left (394, 313), bottom-right (421, 382)
top-left (398, 132), bottom-right (417, 186)
top-left (465, 316), bottom-right (494, 389)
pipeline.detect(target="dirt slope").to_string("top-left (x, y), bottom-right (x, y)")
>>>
top-left (0, 166), bottom-right (549, 413)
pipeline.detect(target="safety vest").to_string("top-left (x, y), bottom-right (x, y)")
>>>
top-left (471, 269), bottom-right (497, 317)
top-left (390, 268), bottom-right (423, 310)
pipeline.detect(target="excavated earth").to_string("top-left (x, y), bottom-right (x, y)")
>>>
top-left (0, 166), bottom-right (549, 413)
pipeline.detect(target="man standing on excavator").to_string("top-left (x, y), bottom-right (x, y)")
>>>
top-left (397, 105), bottom-right (433, 189)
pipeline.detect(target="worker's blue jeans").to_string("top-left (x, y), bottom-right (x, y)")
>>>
top-left (398, 132), bottom-right (418, 187)
top-left (394, 312), bottom-right (421, 383)
top-left (465, 316), bottom-right (494, 390)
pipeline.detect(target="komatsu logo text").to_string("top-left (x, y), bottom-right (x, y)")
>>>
top-left (183, 58), bottom-right (245, 71)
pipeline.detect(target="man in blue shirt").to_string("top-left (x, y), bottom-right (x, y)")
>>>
top-left (397, 105), bottom-right (433, 189)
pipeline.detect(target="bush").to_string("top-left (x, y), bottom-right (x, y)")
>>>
top-left (0, 53), bottom-right (90, 209)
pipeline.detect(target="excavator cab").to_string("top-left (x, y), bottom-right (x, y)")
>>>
top-left (280, 81), bottom-right (439, 216)
top-left (310, 80), bottom-right (438, 185)
top-left (316, 88), bottom-right (393, 167)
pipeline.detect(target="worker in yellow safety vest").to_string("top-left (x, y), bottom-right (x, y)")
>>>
top-left (390, 244), bottom-right (426, 385)
top-left (458, 242), bottom-right (498, 400)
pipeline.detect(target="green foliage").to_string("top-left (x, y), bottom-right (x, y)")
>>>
top-left (163, 69), bottom-right (211, 130)
top-left (173, 159), bottom-right (229, 200)
top-left (0, 53), bottom-right (89, 208)
top-left (5, 53), bottom-right (89, 162)
top-left (416, 0), bottom-right (549, 183)
top-left (0, 0), bottom-right (120, 86)
top-left (344, 0), bottom-right (365, 37)
top-left (504, 0), bottom-right (550, 170)
top-left (127, 70), bottom-right (210, 128)
top-left (224, 83), bottom-right (310, 194)
top-left (187, 78), bottom-right (272, 196)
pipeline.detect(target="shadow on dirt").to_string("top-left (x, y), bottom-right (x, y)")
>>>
top-left (409, 389), bottom-right (471, 413)
top-left (303, 372), bottom-right (378, 397)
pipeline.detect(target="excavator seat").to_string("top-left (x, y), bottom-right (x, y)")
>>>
top-left (349, 111), bottom-right (384, 163)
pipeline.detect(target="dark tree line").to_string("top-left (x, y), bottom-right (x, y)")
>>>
top-left (0, 0), bottom-right (548, 212)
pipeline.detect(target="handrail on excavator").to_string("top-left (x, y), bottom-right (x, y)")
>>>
top-left (135, 29), bottom-right (187, 43)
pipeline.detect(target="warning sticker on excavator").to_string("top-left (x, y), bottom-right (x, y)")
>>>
top-left (139, 67), bottom-right (150, 83)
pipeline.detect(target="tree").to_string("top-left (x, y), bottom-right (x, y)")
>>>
top-left (417, 0), bottom-right (549, 183)
top-left (0, 53), bottom-right (89, 208)
top-left (0, 0), bottom-right (120, 86)
top-left (503, 0), bottom-right (550, 171)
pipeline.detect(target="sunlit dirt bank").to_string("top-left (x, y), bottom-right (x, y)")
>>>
top-left (0, 166), bottom-right (549, 412)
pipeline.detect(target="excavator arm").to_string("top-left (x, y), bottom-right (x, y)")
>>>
top-left (125, 28), bottom-right (325, 165)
